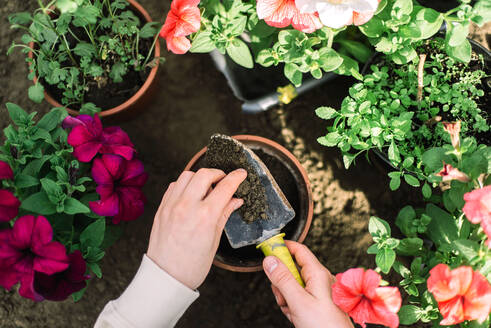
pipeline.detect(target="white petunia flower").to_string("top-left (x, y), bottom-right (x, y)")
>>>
top-left (295, 0), bottom-right (380, 29)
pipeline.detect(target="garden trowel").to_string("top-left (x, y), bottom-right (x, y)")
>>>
top-left (212, 135), bottom-right (305, 287)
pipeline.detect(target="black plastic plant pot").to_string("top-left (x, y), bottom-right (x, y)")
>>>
top-left (210, 50), bottom-right (337, 114)
top-left (184, 135), bottom-right (313, 272)
top-left (361, 37), bottom-right (491, 173)
top-left (416, 0), bottom-right (461, 13)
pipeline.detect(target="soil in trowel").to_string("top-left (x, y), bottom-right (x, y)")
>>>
top-left (205, 135), bottom-right (268, 224)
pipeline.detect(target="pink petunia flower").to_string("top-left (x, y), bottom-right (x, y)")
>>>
top-left (0, 160), bottom-right (13, 180)
top-left (332, 268), bottom-right (401, 328)
top-left (64, 114), bottom-right (135, 163)
top-left (463, 186), bottom-right (491, 248)
top-left (160, 0), bottom-right (201, 54)
top-left (442, 121), bottom-right (461, 150)
top-left (89, 155), bottom-right (148, 224)
top-left (436, 162), bottom-right (470, 183)
top-left (256, 0), bottom-right (322, 33)
top-left (427, 264), bottom-right (491, 325)
top-left (0, 215), bottom-right (69, 301)
top-left (0, 190), bottom-right (20, 222)
top-left (34, 250), bottom-right (90, 301)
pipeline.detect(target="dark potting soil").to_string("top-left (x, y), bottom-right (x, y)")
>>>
top-left (205, 135), bottom-right (268, 224)
top-left (42, 8), bottom-right (152, 111)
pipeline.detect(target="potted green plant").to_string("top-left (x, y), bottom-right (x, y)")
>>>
top-left (184, 135), bottom-right (313, 272)
top-left (8, 0), bottom-right (162, 118)
top-left (0, 102), bottom-right (147, 301)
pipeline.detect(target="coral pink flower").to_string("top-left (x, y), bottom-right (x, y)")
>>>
top-left (0, 160), bottom-right (13, 180)
top-left (160, 0), bottom-right (201, 54)
top-left (0, 215), bottom-right (69, 301)
top-left (427, 264), bottom-right (491, 325)
top-left (436, 163), bottom-right (470, 183)
top-left (442, 121), bottom-right (461, 150)
top-left (0, 190), bottom-right (20, 222)
top-left (296, 0), bottom-right (379, 29)
top-left (89, 155), bottom-right (148, 224)
top-left (34, 250), bottom-right (89, 301)
top-left (257, 0), bottom-right (322, 33)
top-left (64, 114), bottom-right (135, 163)
top-left (332, 268), bottom-right (401, 328)
top-left (463, 186), bottom-right (491, 248)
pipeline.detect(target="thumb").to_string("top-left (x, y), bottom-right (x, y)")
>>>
top-left (263, 256), bottom-right (309, 310)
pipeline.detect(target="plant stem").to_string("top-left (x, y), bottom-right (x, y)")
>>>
top-left (417, 54), bottom-right (427, 104)
top-left (142, 32), bottom-right (160, 67)
top-left (327, 28), bottom-right (334, 49)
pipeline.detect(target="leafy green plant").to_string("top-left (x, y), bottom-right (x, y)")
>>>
top-left (316, 38), bottom-right (489, 191)
top-left (8, 0), bottom-right (162, 109)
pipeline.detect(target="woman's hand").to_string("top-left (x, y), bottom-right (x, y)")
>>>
top-left (147, 168), bottom-right (247, 290)
top-left (263, 241), bottom-right (354, 328)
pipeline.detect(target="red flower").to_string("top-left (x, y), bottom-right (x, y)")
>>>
top-left (0, 160), bottom-right (13, 180)
top-left (332, 268), bottom-right (401, 328)
top-left (64, 114), bottom-right (135, 163)
top-left (436, 162), bottom-right (470, 183)
top-left (89, 155), bottom-right (148, 224)
top-left (257, 0), bottom-right (322, 33)
top-left (463, 186), bottom-right (491, 248)
top-left (160, 0), bottom-right (201, 54)
top-left (34, 250), bottom-right (89, 301)
top-left (427, 264), bottom-right (491, 325)
top-left (0, 190), bottom-right (20, 222)
top-left (0, 215), bottom-right (69, 301)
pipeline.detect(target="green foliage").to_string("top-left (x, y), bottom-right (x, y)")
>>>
top-left (9, 0), bottom-right (161, 108)
top-left (316, 38), bottom-right (489, 191)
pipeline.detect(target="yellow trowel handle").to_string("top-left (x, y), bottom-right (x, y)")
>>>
top-left (257, 233), bottom-right (305, 287)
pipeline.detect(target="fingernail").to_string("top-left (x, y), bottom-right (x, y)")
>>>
top-left (264, 256), bottom-right (278, 274)
top-left (235, 168), bottom-right (247, 175)
top-left (233, 199), bottom-right (244, 211)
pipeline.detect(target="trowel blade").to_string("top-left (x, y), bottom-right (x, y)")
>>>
top-left (213, 136), bottom-right (295, 249)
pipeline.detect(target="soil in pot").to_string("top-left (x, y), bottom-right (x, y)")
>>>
top-left (205, 135), bottom-right (268, 224)
top-left (193, 145), bottom-right (301, 267)
top-left (40, 5), bottom-right (153, 111)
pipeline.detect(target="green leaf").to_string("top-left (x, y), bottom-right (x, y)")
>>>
top-left (446, 38), bottom-right (471, 63)
top-left (367, 244), bottom-right (379, 254)
top-left (315, 107), bottom-right (337, 120)
top-left (318, 48), bottom-right (344, 72)
top-left (388, 141), bottom-right (400, 164)
top-left (342, 154), bottom-right (356, 169)
top-left (369, 216), bottom-right (391, 237)
top-left (72, 285), bottom-right (87, 302)
top-left (226, 39), bottom-right (253, 68)
top-left (404, 174), bottom-right (420, 187)
top-left (422, 147), bottom-right (446, 172)
top-left (475, 0), bottom-right (491, 23)
top-left (72, 5), bottom-right (100, 27)
top-left (425, 204), bottom-right (459, 246)
top-left (100, 225), bottom-right (123, 249)
top-left (358, 16), bottom-right (384, 37)
top-left (109, 62), bottom-right (127, 83)
top-left (8, 12), bottom-right (32, 25)
top-left (79, 103), bottom-right (101, 115)
top-left (284, 63), bottom-right (302, 86)
top-left (397, 238), bottom-right (423, 256)
top-left (6, 103), bottom-right (29, 126)
top-left (317, 132), bottom-right (342, 147)
top-left (452, 239), bottom-right (479, 262)
top-left (88, 262), bottom-right (102, 278)
top-left (422, 183), bottom-right (431, 198)
top-left (398, 305), bottom-right (423, 325)
top-left (337, 40), bottom-right (372, 63)
top-left (80, 219), bottom-right (106, 248)
top-left (64, 198), bottom-right (90, 215)
top-left (56, 0), bottom-right (79, 13)
top-left (389, 174), bottom-right (401, 191)
top-left (413, 8), bottom-right (443, 40)
top-left (376, 248), bottom-right (395, 274)
top-left (15, 174), bottom-right (39, 188)
top-left (28, 83), bottom-right (45, 103)
top-left (37, 108), bottom-right (66, 131)
top-left (74, 42), bottom-right (97, 58)
top-left (21, 191), bottom-right (57, 215)
top-left (396, 205), bottom-right (416, 237)
top-left (190, 32), bottom-right (216, 53)
top-left (447, 23), bottom-right (468, 47)
top-left (139, 22), bottom-right (159, 38)
top-left (40, 178), bottom-right (64, 202)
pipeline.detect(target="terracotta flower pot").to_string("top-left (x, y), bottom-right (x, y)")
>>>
top-left (27, 0), bottom-right (160, 120)
top-left (184, 135), bottom-right (313, 272)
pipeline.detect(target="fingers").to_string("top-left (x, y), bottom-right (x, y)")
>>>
top-left (271, 284), bottom-right (286, 307)
top-left (205, 169), bottom-right (247, 211)
top-left (167, 171), bottom-right (195, 205)
top-left (263, 256), bottom-right (311, 312)
top-left (285, 241), bottom-right (332, 300)
top-left (183, 169), bottom-right (226, 201)
top-left (217, 198), bottom-right (244, 230)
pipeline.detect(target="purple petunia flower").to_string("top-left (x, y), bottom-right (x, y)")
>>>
top-left (63, 114), bottom-right (135, 163)
top-left (89, 154), bottom-right (148, 224)
top-left (34, 250), bottom-right (90, 301)
top-left (0, 190), bottom-right (20, 222)
top-left (0, 215), bottom-right (69, 301)
top-left (0, 160), bottom-right (13, 180)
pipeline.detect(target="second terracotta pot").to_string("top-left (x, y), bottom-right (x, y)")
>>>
top-left (28, 0), bottom-right (160, 120)
top-left (184, 135), bottom-right (313, 272)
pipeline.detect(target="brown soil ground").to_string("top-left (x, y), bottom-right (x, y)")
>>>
top-left (1, 1), bottom-right (490, 327)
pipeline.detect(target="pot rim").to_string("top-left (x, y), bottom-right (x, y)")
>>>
top-left (183, 135), bottom-right (314, 272)
top-left (27, 0), bottom-right (160, 118)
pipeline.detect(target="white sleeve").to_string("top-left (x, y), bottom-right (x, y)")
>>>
top-left (94, 254), bottom-right (199, 328)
